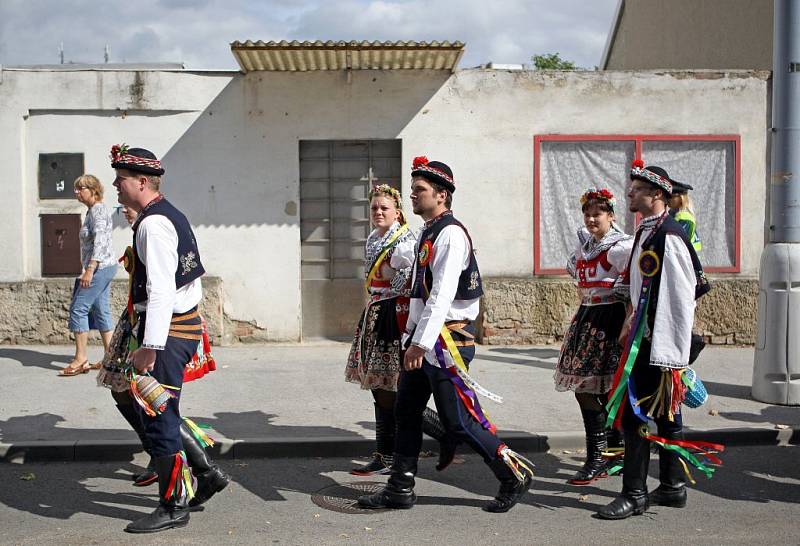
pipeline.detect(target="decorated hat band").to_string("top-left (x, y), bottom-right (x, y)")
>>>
top-left (630, 159), bottom-right (672, 195)
top-left (110, 143), bottom-right (165, 176)
top-left (411, 156), bottom-right (456, 193)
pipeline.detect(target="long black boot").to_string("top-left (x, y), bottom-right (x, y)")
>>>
top-left (596, 428), bottom-right (650, 520)
top-left (649, 430), bottom-right (687, 507)
top-left (568, 408), bottom-right (609, 485)
top-left (352, 403), bottom-right (395, 476)
top-left (115, 403), bottom-right (158, 486)
top-left (421, 407), bottom-right (458, 471)
top-left (484, 446), bottom-right (534, 513)
top-left (357, 454), bottom-right (417, 509)
top-left (125, 454), bottom-right (191, 533)
top-left (180, 423), bottom-right (230, 510)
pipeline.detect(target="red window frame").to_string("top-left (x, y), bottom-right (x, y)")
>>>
top-left (533, 134), bottom-right (741, 275)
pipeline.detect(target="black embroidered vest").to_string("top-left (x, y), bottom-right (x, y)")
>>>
top-left (638, 215), bottom-right (710, 329)
top-left (411, 212), bottom-right (484, 301)
top-left (131, 197), bottom-right (205, 305)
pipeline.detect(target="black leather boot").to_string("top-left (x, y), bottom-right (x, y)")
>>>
top-left (421, 407), bottom-right (458, 471)
top-left (352, 403), bottom-right (394, 475)
top-left (180, 423), bottom-right (230, 510)
top-left (357, 454), bottom-right (417, 509)
top-left (568, 408), bottom-right (609, 485)
top-left (115, 403), bottom-right (158, 486)
top-left (649, 430), bottom-right (687, 508)
top-left (484, 454), bottom-right (532, 513)
top-left (596, 429), bottom-right (650, 520)
top-left (125, 454), bottom-right (190, 533)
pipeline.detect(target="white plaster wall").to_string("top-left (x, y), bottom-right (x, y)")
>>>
top-left (0, 67), bottom-right (769, 342)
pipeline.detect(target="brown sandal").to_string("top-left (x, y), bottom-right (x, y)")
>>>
top-left (89, 361), bottom-right (103, 370)
top-left (58, 360), bottom-right (90, 376)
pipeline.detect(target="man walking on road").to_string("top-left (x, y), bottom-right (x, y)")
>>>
top-left (359, 156), bottom-right (533, 513)
top-left (597, 160), bottom-right (713, 520)
top-left (112, 144), bottom-right (228, 533)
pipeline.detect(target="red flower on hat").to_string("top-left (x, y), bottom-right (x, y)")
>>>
top-left (110, 143), bottom-right (129, 162)
top-left (632, 159), bottom-right (644, 169)
top-left (412, 156), bottom-right (429, 169)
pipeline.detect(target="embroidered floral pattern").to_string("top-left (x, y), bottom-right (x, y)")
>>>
top-left (180, 251), bottom-right (198, 276)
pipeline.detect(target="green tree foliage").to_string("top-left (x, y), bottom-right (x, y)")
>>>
top-left (532, 52), bottom-right (577, 70)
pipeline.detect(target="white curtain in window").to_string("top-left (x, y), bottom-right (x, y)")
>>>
top-left (538, 141), bottom-right (636, 271)
top-left (642, 141), bottom-right (736, 268)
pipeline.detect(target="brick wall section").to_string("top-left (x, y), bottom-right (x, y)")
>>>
top-left (479, 277), bottom-right (758, 346)
top-left (0, 277), bottom-right (224, 345)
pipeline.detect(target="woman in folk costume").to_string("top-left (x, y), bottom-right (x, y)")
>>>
top-left (345, 184), bottom-right (453, 476)
top-left (555, 188), bottom-right (633, 485)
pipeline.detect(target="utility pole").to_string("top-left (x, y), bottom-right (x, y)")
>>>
top-left (104, 44), bottom-right (109, 63)
top-left (752, 0), bottom-right (800, 405)
top-left (59, 42), bottom-right (64, 64)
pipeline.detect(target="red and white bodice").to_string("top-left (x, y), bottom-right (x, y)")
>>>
top-left (570, 228), bottom-right (633, 305)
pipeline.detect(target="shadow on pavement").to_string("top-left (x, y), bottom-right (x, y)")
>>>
top-left (0, 348), bottom-right (71, 372)
top-left (0, 461), bottom-right (155, 522)
top-left (0, 413), bottom-right (139, 443)
top-left (478, 347), bottom-right (560, 371)
top-left (704, 380), bottom-right (753, 401)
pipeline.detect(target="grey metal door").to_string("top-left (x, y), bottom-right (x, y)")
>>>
top-left (300, 140), bottom-right (402, 339)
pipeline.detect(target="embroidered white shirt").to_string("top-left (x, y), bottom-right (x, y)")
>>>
top-left (405, 224), bottom-right (480, 361)
top-left (629, 216), bottom-right (696, 369)
top-left (133, 215), bottom-right (202, 350)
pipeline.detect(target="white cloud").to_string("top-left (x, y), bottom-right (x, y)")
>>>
top-left (0, 0), bottom-right (618, 69)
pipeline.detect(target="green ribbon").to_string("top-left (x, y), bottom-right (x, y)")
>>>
top-left (605, 299), bottom-right (649, 428)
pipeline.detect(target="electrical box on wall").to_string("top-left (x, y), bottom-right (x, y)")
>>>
top-left (41, 214), bottom-right (82, 276)
top-left (38, 153), bottom-right (84, 199)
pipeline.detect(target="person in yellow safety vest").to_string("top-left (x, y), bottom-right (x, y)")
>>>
top-left (668, 180), bottom-right (702, 253)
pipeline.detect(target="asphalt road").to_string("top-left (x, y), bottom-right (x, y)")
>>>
top-left (1, 445), bottom-right (798, 545)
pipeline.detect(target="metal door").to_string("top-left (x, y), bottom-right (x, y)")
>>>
top-left (300, 140), bottom-right (402, 339)
top-left (41, 214), bottom-right (82, 276)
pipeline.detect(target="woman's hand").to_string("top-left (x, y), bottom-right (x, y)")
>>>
top-left (79, 268), bottom-right (94, 288)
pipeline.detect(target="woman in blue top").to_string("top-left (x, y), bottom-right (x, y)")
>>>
top-left (59, 175), bottom-right (118, 376)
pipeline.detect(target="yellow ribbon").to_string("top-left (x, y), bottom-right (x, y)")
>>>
top-left (364, 224), bottom-right (409, 293)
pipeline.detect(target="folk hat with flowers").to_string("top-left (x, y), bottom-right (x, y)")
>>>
top-left (411, 156), bottom-right (456, 193)
top-left (110, 144), bottom-right (165, 176)
top-left (630, 159), bottom-right (672, 195)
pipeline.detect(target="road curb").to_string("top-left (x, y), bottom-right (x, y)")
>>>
top-left (2, 427), bottom-right (797, 463)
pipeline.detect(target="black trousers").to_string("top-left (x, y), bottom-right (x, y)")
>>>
top-left (621, 338), bottom-right (683, 490)
top-left (135, 310), bottom-right (200, 457)
top-left (395, 359), bottom-right (502, 464)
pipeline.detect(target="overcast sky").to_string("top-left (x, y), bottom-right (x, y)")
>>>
top-left (0, 0), bottom-right (619, 70)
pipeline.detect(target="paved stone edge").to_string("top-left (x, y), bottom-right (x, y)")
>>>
top-left (2, 427), bottom-right (797, 463)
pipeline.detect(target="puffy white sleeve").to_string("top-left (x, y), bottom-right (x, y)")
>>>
top-left (649, 234), bottom-right (696, 369)
top-left (136, 216), bottom-right (179, 350)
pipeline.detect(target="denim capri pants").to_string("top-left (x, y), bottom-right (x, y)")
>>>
top-left (68, 264), bottom-right (117, 333)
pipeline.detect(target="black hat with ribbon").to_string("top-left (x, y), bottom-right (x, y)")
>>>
top-left (110, 144), bottom-right (165, 176)
top-left (630, 159), bottom-right (672, 195)
top-left (411, 156), bottom-right (456, 193)
top-left (670, 179), bottom-right (694, 195)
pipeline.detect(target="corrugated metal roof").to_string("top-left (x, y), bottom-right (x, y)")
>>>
top-left (230, 40), bottom-right (465, 73)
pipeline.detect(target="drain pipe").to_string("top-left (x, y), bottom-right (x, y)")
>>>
top-left (752, 0), bottom-right (800, 404)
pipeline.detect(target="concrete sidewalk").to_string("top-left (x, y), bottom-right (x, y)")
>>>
top-left (0, 344), bottom-right (797, 461)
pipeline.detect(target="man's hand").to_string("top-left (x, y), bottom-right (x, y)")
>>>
top-left (403, 344), bottom-right (426, 371)
top-left (129, 347), bottom-right (157, 373)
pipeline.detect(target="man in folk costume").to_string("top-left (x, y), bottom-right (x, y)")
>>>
top-left (111, 145), bottom-right (228, 533)
top-left (359, 157), bottom-right (533, 513)
top-left (597, 160), bottom-right (719, 520)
